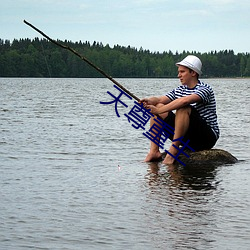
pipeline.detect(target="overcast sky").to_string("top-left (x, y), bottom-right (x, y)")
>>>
top-left (1, 0), bottom-right (249, 53)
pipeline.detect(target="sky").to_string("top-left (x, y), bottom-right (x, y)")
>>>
top-left (1, 0), bottom-right (250, 53)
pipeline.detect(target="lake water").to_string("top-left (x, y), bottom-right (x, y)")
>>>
top-left (1, 78), bottom-right (250, 250)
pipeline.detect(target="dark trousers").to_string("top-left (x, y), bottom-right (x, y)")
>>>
top-left (164, 107), bottom-right (217, 151)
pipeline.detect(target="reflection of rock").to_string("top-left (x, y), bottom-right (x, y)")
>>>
top-left (162, 149), bottom-right (238, 166)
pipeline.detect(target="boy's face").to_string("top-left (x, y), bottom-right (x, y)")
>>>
top-left (177, 65), bottom-right (197, 85)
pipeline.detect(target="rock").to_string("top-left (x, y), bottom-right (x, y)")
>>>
top-left (162, 148), bottom-right (238, 166)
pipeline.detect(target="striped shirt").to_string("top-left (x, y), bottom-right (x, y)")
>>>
top-left (166, 80), bottom-right (220, 139)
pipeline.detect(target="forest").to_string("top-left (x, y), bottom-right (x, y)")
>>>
top-left (0, 38), bottom-right (250, 78)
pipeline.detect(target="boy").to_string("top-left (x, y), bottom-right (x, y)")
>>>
top-left (140, 55), bottom-right (219, 164)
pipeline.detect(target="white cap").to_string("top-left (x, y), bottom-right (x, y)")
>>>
top-left (176, 55), bottom-right (202, 75)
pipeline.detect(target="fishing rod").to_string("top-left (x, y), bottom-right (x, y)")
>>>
top-left (23, 20), bottom-right (140, 102)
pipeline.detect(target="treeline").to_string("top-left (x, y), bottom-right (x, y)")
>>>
top-left (0, 38), bottom-right (250, 78)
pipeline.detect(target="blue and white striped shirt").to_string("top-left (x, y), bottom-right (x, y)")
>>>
top-left (166, 80), bottom-right (220, 139)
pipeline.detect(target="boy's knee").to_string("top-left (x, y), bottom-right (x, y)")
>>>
top-left (176, 105), bottom-right (192, 116)
top-left (156, 103), bottom-right (164, 108)
top-left (155, 103), bottom-right (169, 119)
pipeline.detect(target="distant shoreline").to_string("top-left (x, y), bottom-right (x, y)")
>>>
top-left (1, 38), bottom-right (250, 78)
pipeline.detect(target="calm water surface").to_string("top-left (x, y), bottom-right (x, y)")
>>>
top-left (1, 78), bottom-right (250, 249)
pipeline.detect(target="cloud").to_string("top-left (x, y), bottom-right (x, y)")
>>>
top-left (134, 0), bottom-right (168, 5)
top-left (206, 0), bottom-right (237, 4)
top-left (79, 3), bottom-right (89, 10)
top-left (1, 0), bottom-right (250, 53)
top-left (198, 0), bottom-right (250, 10)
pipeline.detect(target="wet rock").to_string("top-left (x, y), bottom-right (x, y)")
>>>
top-left (162, 148), bottom-right (238, 166)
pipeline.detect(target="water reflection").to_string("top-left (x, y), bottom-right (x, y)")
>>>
top-left (147, 162), bottom-right (219, 191)
top-left (144, 162), bottom-right (220, 249)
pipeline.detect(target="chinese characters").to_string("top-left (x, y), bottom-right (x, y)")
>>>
top-left (100, 85), bottom-right (194, 166)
